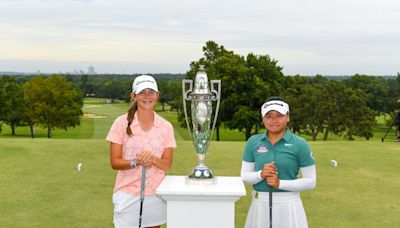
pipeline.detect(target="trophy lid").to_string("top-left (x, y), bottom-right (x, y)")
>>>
top-left (193, 65), bottom-right (210, 94)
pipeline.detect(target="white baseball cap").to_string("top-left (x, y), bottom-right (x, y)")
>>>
top-left (261, 100), bottom-right (289, 117)
top-left (132, 75), bottom-right (158, 94)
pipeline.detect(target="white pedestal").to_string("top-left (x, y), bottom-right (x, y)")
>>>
top-left (156, 175), bottom-right (246, 228)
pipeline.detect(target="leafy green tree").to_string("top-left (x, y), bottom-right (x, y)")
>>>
top-left (313, 80), bottom-right (375, 140)
top-left (23, 75), bottom-right (83, 138)
top-left (386, 77), bottom-right (400, 114)
top-left (157, 80), bottom-right (180, 111)
top-left (340, 87), bottom-right (376, 140)
top-left (285, 78), bottom-right (327, 141)
top-left (223, 53), bottom-right (286, 140)
top-left (286, 77), bottom-right (375, 140)
top-left (185, 41), bottom-right (286, 140)
top-left (0, 78), bottom-right (7, 134)
top-left (285, 76), bottom-right (320, 138)
top-left (0, 77), bottom-right (26, 136)
top-left (163, 80), bottom-right (182, 112)
top-left (343, 75), bottom-right (392, 114)
top-left (217, 53), bottom-right (256, 139)
top-left (97, 80), bottom-right (130, 103)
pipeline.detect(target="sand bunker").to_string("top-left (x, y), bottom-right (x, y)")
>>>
top-left (84, 113), bottom-right (107, 119)
top-left (84, 105), bottom-right (103, 108)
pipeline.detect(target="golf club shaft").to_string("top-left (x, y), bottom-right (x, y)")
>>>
top-left (269, 185), bottom-right (272, 228)
top-left (269, 158), bottom-right (275, 228)
top-left (139, 201), bottom-right (144, 228)
top-left (139, 167), bottom-right (146, 228)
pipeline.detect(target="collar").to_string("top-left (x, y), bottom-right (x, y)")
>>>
top-left (129, 111), bottom-right (162, 128)
top-left (263, 128), bottom-right (292, 143)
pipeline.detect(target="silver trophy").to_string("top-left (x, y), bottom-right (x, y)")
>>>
top-left (182, 65), bottom-right (221, 182)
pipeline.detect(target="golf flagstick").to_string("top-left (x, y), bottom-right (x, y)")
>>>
top-left (138, 167), bottom-right (147, 228)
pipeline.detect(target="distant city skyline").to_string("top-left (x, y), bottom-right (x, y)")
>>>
top-left (1, 0), bottom-right (399, 75)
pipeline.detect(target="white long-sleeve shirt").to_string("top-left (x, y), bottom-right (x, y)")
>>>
top-left (240, 161), bottom-right (316, 192)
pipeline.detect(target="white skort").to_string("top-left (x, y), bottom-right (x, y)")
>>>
top-left (245, 191), bottom-right (308, 228)
top-left (113, 191), bottom-right (166, 228)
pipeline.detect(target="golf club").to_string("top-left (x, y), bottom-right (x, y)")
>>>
top-left (138, 167), bottom-right (147, 228)
top-left (268, 159), bottom-right (276, 228)
top-left (268, 153), bottom-right (277, 228)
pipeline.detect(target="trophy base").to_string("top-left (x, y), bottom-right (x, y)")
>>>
top-left (186, 167), bottom-right (216, 185)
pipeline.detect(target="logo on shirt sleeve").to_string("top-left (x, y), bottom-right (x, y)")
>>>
top-left (310, 151), bottom-right (315, 160)
top-left (257, 146), bottom-right (268, 153)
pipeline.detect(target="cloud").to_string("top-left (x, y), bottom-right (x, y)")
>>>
top-left (0, 0), bottom-right (399, 74)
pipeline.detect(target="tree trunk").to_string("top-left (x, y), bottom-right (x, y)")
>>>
top-left (30, 124), bottom-right (35, 138)
top-left (216, 125), bottom-right (220, 141)
top-left (312, 132), bottom-right (317, 141)
top-left (255, 124), bottom-right (259, 134)
top-left (311, 128), bottom-right (318, 141)
top-left (245, 125), bottom-right (252, 141)
top-left (323, 127), bottom-right (329, 141)
top-left (48, 126), bottom-right (52, 138)
top-left (11, 123), bottom-right (15, 136)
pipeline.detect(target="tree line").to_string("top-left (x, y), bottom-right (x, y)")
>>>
top-left (0, 75), bottom-right (83, 138)
top-left (1, 41), bottom-right (399, 140)
top-left (0, 74), bottom-right (182, 138)
top-left (184, 41), bottom-right (400, 140)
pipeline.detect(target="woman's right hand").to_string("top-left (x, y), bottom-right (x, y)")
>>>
top-left (136, 151), bottom-right (154, 168)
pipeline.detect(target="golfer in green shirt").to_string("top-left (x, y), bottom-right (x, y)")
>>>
top-left (241, 96), bottom-right (316, 228)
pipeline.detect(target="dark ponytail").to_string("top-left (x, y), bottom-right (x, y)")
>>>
top-left (126, 101), bottom-right (137, 136)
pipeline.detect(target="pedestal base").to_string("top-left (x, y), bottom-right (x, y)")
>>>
top-left (156, 175), bottom-right (246, 228)
top-left (185, 176), bottom-right (216, 185)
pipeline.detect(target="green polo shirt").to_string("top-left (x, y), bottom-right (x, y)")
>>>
top-left (242, 129), bottom-right (315, 192)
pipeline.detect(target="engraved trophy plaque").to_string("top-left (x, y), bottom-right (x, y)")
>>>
top-left (182, 65), bottom-right (221, 183)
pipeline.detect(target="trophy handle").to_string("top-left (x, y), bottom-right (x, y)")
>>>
top-left (182, 79), bottom-right (193, 140)
top-left (209, 80), bottom-right (221, 142)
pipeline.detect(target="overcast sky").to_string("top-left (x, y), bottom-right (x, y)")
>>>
top-left (0, 0), bottom-right (399, 75)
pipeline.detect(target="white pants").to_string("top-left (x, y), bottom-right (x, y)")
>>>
top-left (245, 191), bottom-right (308, 228)
top-left (113, 191), bottom-right (166, 228)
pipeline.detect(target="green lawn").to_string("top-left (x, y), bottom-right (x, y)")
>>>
top-left (1, 139), bottom-right (400, 227)
top-left (1, 98), bottom-right (400, 227)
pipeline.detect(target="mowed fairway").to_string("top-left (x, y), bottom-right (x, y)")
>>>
top-left (1, 100), bottom-right (400, 227)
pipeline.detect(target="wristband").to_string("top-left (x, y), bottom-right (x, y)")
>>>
top-left (130, 158), bottom-right (136, 169)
